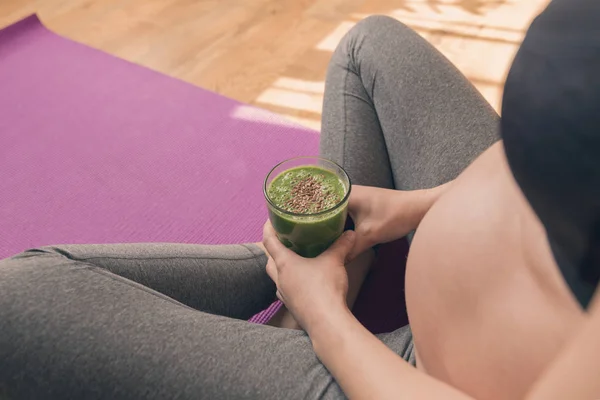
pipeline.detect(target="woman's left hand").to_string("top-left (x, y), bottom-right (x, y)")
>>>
top-left (262, 221), bottom-right (356, 333)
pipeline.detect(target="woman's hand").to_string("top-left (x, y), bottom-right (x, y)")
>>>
top-left (348, 184), bottom-right (451, 260)
top-left (348, 185), bottom-right (416, 260)
top-left (262, 221), bottom-right (356, 333)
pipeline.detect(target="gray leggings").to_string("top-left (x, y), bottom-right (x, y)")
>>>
top-left (0, 16), bottom-right (498, 400)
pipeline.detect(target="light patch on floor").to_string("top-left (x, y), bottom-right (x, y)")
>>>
top-left (256, 87), bottom-right (324, 115)
top-left (315, 21), bottom-right (356, 52)
top-left (231, 105), bottom-right (321, 132)
top-left (272, 77), bottom-right (325, 95)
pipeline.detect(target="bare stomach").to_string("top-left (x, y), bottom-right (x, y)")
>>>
top-left (406, 142), bottom-right (585, 400)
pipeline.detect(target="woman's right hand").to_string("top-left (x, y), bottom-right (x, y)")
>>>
top-left (347, 184), bottom-right (450, 260)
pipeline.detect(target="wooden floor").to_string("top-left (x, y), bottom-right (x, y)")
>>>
top-left (1, 0), bottom-right (549, 131)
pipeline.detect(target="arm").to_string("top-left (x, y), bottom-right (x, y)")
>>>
top-left (263, 220), bottom-right (473, 399)
top-left (387, 182), bottom-right (452, 231)
top-left (348, 182), bottom-right (452, 259)
top-left (309, 306), bottom-right (473, 400)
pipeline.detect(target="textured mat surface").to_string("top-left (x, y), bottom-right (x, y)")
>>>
top-left (0, 15), bottom-right (407, 332)
top-left (0, 15), bottom-right (319, 255)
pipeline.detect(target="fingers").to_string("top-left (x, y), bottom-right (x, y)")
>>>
top-left (348, 185), bottom-right (368, 226)
top-left (267, 258), bottom-right (285, 303)
top-left (347, 231), bottom-right (371, 262)
top-left (262, 221), bottom-right (292, 263)
top-left (324, 230), bottom-right (356, 263)
top-left (266, 257), bottom-right (278, 285)
top-left (347, 243), bottom-right (362, 262)
top-left (347, 185), bottom-right (363, 214)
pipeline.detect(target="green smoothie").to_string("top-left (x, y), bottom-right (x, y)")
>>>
top-left (266, 165), bottom-right (349, 258)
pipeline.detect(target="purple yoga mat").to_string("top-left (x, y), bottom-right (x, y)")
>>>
top-left (0, 15), bottom-right (408, 333)
top-left (0, 15), bottom-right (319, 253)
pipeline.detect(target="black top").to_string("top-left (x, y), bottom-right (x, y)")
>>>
top-left (501, 0), bottom-right (600, 308)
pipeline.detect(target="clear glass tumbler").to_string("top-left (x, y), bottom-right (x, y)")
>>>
top-left (264, 156), bottom-right (351, 258)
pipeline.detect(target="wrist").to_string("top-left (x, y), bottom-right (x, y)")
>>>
top-left (306, 303), bottom-right (354, 348)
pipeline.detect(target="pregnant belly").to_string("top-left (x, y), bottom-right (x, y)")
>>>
top-left (405, 143), bottom-right (584, 400)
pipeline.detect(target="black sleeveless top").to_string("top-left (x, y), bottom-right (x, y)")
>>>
top-left (501, 0), bottom-right (600, 308)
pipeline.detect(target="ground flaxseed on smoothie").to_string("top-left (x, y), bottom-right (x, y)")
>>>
top-left (267, 166), bottom-right (345, 214)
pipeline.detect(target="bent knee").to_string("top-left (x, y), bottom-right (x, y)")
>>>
top-left (8, 245), bottom-right (73, 262)
top-left (0, 248), bottom-right (68, 314)
top-left (333, 15), bottom-right (418, 69)
top-left (342, 15), bottom-right (414, 47)
top-left (0, 246), bottom-right (75, 286)
top-left (352, 15), bottom-right (409, 35)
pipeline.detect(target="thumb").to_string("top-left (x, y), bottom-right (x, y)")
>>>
top-left (324, 230), bottom-right (356, 263)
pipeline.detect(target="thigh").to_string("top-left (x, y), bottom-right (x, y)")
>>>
top-left (0, 251), bottom-right (344, 400)
top-left (32, 242), bottom-right (275, 320)
top-left (321, 15), bottom-right (499, 190)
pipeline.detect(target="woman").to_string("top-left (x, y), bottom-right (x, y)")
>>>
top-left (2, 0), bottom-right (599, 399)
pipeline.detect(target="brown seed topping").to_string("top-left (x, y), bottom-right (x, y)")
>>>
top-left (284, 175), bottom-right (341, 214)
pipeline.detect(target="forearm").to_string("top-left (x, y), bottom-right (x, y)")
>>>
top-left (392, 181), bottom-right (453, 232)
top-left (309, 307), bottom-right (472, 400)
